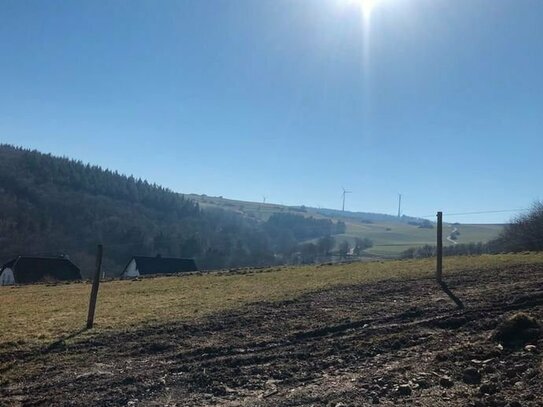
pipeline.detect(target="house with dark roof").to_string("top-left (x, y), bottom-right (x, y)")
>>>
top-left (120, 255), bottom-right (198, 279)
top-left (0, 256), bottom-right (82, 286)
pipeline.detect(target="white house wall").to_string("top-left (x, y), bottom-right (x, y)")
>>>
top-left (122, 259), bottom-right (140, 278)
top-left (0, 268), bottom-right (15, 286)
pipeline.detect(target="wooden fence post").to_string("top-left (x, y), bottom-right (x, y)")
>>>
top-left (436, 212), bottom-right (464, 309)
top-left (436, 211), bottom-right (443, 281)
top-left (86, 244), bottom-right (103, 329)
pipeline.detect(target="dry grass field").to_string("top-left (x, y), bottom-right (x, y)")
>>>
top-left (3, 252), bottom-right (543, 406)
top-left (2, 253), bottom-right (542, 348)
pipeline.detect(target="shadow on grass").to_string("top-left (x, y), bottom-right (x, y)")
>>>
top-left (44, 327), bottom-right (88, 353)
top-left (0, 326), bottom-right (91, 375)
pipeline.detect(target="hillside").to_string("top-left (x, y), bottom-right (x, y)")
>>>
top-left (0, 145), bottom-right (346, 276)
top-left (341, 221), bottom-right (503, 256)
top-left (186, 193), bottom-right (503, 257)
top-left (0, 145), bottom-right (502, 276)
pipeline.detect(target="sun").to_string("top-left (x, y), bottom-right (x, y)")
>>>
top-left (347, 0), bottom-right (380, 18)
top-left (360, 0), bottom-right (379, 15)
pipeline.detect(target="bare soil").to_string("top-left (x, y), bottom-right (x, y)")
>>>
top-left (2, 263), bottom-right (543, 406)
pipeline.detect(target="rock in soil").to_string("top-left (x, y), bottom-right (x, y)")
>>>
top-left (492, 313), bottom-right (541, 348)
top-left (523, 344), bottom-right (536, 352)
top-left (397, 384), bottom-right (412, 396)
top-left (463, 367), bottom-right (482, 385)
top-left (479, 382), bottom-right (499, 395)
top-left (439, 376), bottom-right (454, 388)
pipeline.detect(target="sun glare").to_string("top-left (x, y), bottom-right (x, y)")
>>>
top-left (348, 0), bottom-right (380, 18)
top-left (360, 0), bottom-right (378, 16)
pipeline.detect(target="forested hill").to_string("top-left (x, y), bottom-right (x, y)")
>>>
top-left (0, 145), bottom-right (346, 277)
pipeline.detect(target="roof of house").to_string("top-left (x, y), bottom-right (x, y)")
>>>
top-left (128, 256), bottom-right (198, 275)
top-left (1, 256), bottom-right (82, 284)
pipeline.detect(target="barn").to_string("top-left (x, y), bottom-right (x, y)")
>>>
top-left (121, 255), bottom-right (198, 279)
top-left (0, 256), bottom-right (82, 286)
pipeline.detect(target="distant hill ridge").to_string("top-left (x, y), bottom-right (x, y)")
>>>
top-left (310, 207), bottom-right (423, 224)
top-left (184, 193), bottom-right (422, 225)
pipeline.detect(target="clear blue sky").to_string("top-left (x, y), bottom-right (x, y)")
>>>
top-left (1, 0), bottom-right (542, 223)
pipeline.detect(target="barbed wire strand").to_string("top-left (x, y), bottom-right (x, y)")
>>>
top-left (415, 208), bottom-right (530, 219)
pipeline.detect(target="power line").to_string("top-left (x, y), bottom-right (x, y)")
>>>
top-left (371, 243), bottom-right (432, 247)
top-left (444, 208), bottom-right (529, 216)
top-left (416, 208), bottom-right (530, 219)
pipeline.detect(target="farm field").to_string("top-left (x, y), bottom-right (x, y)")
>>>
top-left (0, 254), bottom-right (535, 346)
top-left (187, 193), bottom-right (504, 257)
top-left (2, 253), bottom-right (543, 406)
top-left (342, 221), bottom-right (503, 256)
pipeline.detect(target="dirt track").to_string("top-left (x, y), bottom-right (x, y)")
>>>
top-left (2, 263), bottom-right (543, 406)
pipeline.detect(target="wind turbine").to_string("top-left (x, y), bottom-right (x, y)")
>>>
top-left (397, 193), bottom-right (402, 218)
top-left (341, 187), bottom-right (352, 212)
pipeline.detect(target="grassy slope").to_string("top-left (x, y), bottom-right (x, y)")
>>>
top-left (187, 194), bottom-right (503, 256)
top-left (342, 221), bottom-right (503, 256)
top-left (187, 194), bottom-right (288, 221)
top-left (2, 252), bottom-right (541, 347)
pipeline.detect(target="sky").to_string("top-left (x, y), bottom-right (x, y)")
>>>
top-left (1, 0), bottom-right (542, 223)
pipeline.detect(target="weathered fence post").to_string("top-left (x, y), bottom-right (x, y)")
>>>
top-left (437, 211), bottom-right (443, 281)
top-left (86, 244), bottom-right (103, 329)
top-left (436, 212), bottom-right (464, 309)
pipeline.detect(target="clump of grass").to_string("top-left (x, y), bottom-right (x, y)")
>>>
top-left (493, 312), bottom-right (541, 348)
